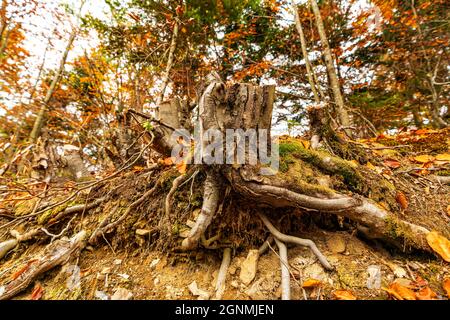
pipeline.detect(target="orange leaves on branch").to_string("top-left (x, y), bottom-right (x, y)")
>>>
top-left (426, 231), bottom-right (450, 262)
top-left (332, 290), bottom-right (357, 300)
top-left (395, 191), bottom-right (408, 210)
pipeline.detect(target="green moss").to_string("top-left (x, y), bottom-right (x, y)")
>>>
top-left (37, 200), bottom-right (78, 225)
top-left (279, 139), bottom-right (365, 193)
top-left (384, 215), bottom-right (415, 246)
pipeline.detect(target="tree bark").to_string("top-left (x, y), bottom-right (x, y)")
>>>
top-left (29, 31), bottom-right (77, 142)
top-left (156, 21), bottom-right (179, 115)
top-left (309, 0), bottom-right (351, 133)
top-left (292, 1), bottom-right (320, 104)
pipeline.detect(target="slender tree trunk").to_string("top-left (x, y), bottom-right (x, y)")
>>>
top-left (156, 21), bottom-right (179, 116)
top-left (29, 31), bottom-right (76, 142)
top-left (292, 1), bottom-right (320, 104)
top-left (309, 0), bottom-right (351, 133)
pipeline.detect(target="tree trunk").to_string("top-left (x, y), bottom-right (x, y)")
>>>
top-left (292, 1), bottom-right (320, 104)
top-left (309, 0), bottom-right (351, 134)
top-left (29, 31), bottom-right (77, 142)
top-left (156, 21), bottom-right (179, 115)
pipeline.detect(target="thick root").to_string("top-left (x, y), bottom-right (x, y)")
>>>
top-left (274, 238), bottom-right (290, 300)
top-left (213, 247), bottom-right (231, 300)
top-left (181, 170), bottom-right (222, 250)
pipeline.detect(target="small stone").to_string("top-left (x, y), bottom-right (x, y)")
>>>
top-left (136, 229), bottom-right (150, 236)
top-left (228, 264), bottom-right (237, 275)
top-left (117, 273), bottom-right (130, 281)
top-left (94, 290), bottom-right (109, 300)
top-left (367, 265), bottom-right (382, 289)
top-left (231, 280), bottom-right (239, 288)
top-left (153, 277), bottom-right (160, 285)
top-left (113, 259), bottom-right (122, 265)
top-left (326, 235), bottom-right (346, 254)
top-left (96, 273), bottom-right (105, 280)
top-left (149, 258), bottom-right (160, 269)
top-left (111, 288), bottom-right (133, 300)
top-left (239, 250), bottom-right (259, 285)
top-left (188, 281), bottom-right (210, 300)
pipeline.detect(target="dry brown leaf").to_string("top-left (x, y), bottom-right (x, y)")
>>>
top-left (447, 205), bottom-right (450, 217)
top-left (415, 287), bottom-right (437, 300)
top-left (395, 191), bottom-right (408, 210)
top-left (383, 282), bottom-right (416, 300)
top-left (384, 158), bottom-right (401, 169)
top-left (426, 231), bottom-right (450, 262)
top-left (31, 283), bottom-right (44, 300)
top-left (413, 154), bottom-right (435, 163)
top-left (302, 278), bottom-right (322, 288)
top-left (333, 290), bottom-right (357, 300)
top-left (442, 278), bottom-right (450, 299)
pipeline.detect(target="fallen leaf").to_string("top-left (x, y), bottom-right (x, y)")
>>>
top-left (176, 161), bottom-right (187, 174)
top-left (413, 154), bottom-right (435, 163)
top-left (300, 139), bottom-right (310, 149)
top-left (447, 205), bottom-right (450, 217)
top-left (415, 287), bottom-right (437, 300)
top-left (333, 290), bottom-right (357, 300)
top-left (426, 231), bottom-right (450, 262)
top-left (395, 191), bottom-right (408, 210)
top-left (383, 282), bottom-right (416, 300)
top-left (443, 278), bottom-right (450, 298)
top-left (412, 275), bottom-right (428, 288)
top-left (366, 162), bottom-right (376, 170)
top-left (302, 279), bottom-right (322, 288)
top-left (384, 158), bottom-right (401, 169)
top-left (435, 153), bottom-right (450, 161)
top-left (30, 283), bottom-right (44, 300)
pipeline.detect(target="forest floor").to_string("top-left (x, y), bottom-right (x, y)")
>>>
top-left (0, 128), bottom-right (449, 300)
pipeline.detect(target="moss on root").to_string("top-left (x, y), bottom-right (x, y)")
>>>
top-left (279, 139), bottom-right (365, 193)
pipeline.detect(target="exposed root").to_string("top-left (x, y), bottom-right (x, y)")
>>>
top-left (258, 212), bottom-right (333, 270)
top-left (181, 170), bottom-right (222, 250)
top-left (0, 230), bottom-right (86, 300)
top-left (274, 238), bottom-right (290, 300)
top-left (49, 197), bottom-right (106, 225)
top-left (258, 236), bottom-right (274, 256)
top-left (89, 179), bottom-right (161, 244)
top-left (165, 170), bottom-right (196, 221)
top-left (213, 247), bottom-right (231, 300)
top-left (0, 239), bottom-right (18, 260)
